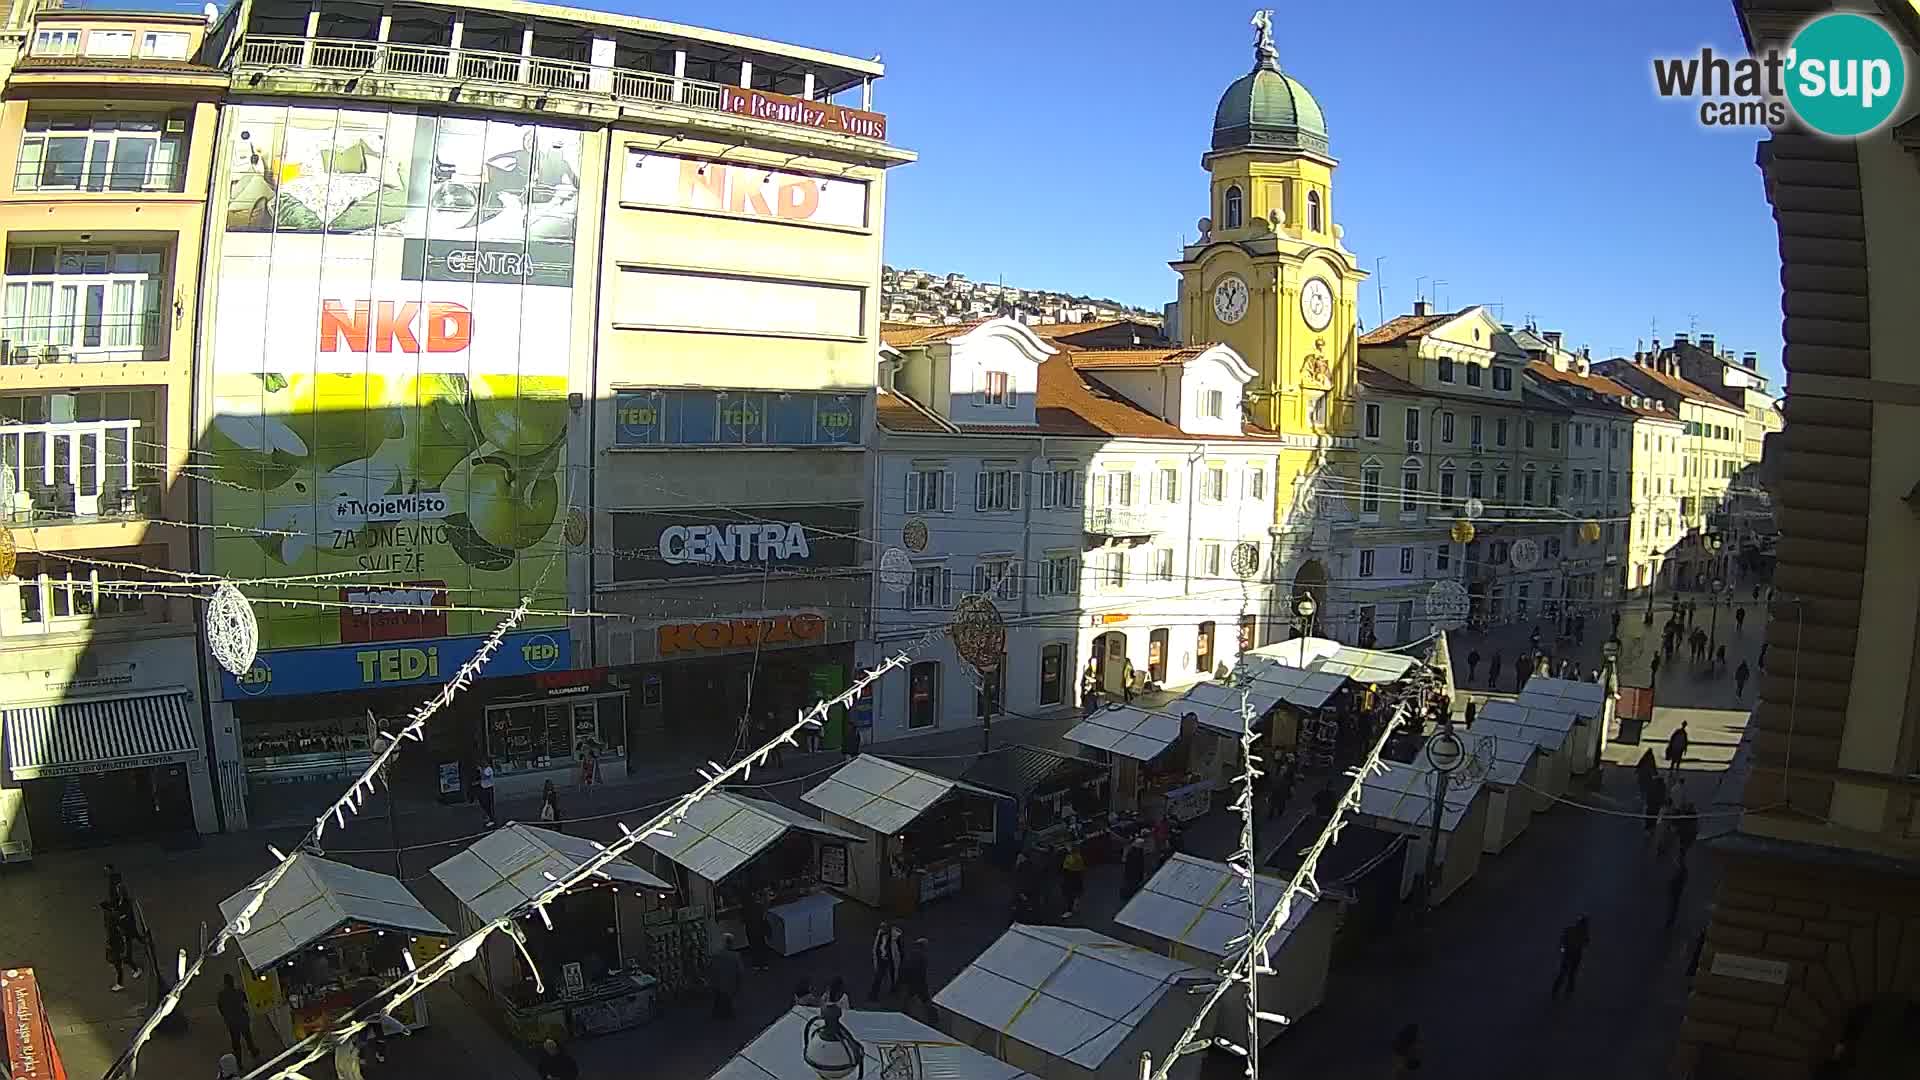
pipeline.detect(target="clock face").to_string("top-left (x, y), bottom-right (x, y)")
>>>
top-left (1300, 278), bottom-right (1334, 331)
top-left (1212, 275), bottom-right (1249, 325)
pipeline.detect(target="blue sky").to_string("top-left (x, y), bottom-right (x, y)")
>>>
top-left (623, 1), bottom-right (1785, 382)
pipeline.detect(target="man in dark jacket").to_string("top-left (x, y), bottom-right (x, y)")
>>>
top-left (1122, 834), bottom-right (1148, 897)
top-left (102, 900), bottom-right (141, 991)
top-left (898, 938), bottom-right (932, 1016)
top-left (217, 974), bottom-right (260, 1065)
top-left (1466, 649), bottom-right (1481, 684)
top-left (1665, 721), bottom-right (1690, 782)
top-left (1550, 916), bottom-right (1591, 998)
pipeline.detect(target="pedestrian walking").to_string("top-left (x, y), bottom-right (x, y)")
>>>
top-left (1759, 642), bottom-right (1769, 671)
top-left (1061, 846), bottom-right (1087, 916)
top-left (216, 1053), bottom-right (241, 1080)
top-left (475, 764), bottom-right (497, 828)
top-left (1487, 652), bottom-right (1503, 690)
top-left (1530, 625), bottom-right (1541, 652)
top-left (1121, 659), bottom-right (1137, 705)
top-left (537, 1038), bottom-right (580, 1080)
top-left (1081, 665), bottom-right (1101, 717)
top-left (1674, 798), bottom-right (1700, 859)
top-left (1549, 915), bottom-right (1591, 998)
top-left (217, 974), bottom-right (260, 1066)
top-left (1735, 660), bottom-right (1751, 699)
top-left (1644, 772), bottom-right (1668, 836)
top-left (1734, 606), bottom-right (1746, 633)
top-left (1635, 748), bottom-right (1657, 799)
top-left (1665, 863), bottom-right (1689, 929)
top-left (842, 716), bottom-right (862, 758)
top-left (899, 938), bottom-right (933, 1015)
top-left (1715, 644), bottom-right (1727, 670)
top-left (1463, 699), bottom-right (1477, 728)
top-left (1513, 661), bottom-right (1527, 693)
top-left (1122, 834), bottom-right (1148, 897)
top-left (1666, 721), bottom-right (1689, 783)
top-left (102, 900), bottom-right (141, 991)
top-left (1650, 653), bottom-right (1661, 684)
top-left (1390, 1024), bottom-right (1423, 1078)
top-left (579, 743), bottom-right (600, 787)
top-left (540, 780), bottom-right (563, 831)
top-left (1466, 649), bottom-right (1482, 684)
top-left (868, 922), bottom-right (902, 1000)
top-left (709, 934), bottom-right (744, 1019)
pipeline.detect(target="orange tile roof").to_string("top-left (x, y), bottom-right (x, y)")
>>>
top-left (14, 55), bottom-right (223, 76)
top-left (1066, 346), bottom-right (1209, 370)
top-left (1024, 319), bottom-right (1132, 339)
top-left (1357, 363), bottom-right (1422, 396)
top-left (874, 389), bottom-right (955, 434)
top-left (1598, 359), bottom-right (1742, 412)
top-left (1358, 310), bottom-right (1462, 346)
top-left (879, 321), bottom-right (984, 347)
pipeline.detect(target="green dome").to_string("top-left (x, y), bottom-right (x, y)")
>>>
top-left (1212, 62), bottom-right (1328, 156)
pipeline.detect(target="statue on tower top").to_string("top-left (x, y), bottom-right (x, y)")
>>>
top-left (1251, 9), bottom-right (1279, 69)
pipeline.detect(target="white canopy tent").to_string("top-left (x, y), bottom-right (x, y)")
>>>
top-left (431, 823), bottom-right (672, 923)
top-left (220, 853), bottom-right (450, 973)
top-left (1460, 723), bottom-right (1546, 852)
top-left (1111, 854), bottom-right (1334, 1048)
top-left (713, 1005), bottom-right (1037, 1080)
top-left (1353, 759), bottom-right (1489, 905)
top-left (1517, 676), bottom-right (1608, 773)
top-left (933, 924), bottom-right (1209, 1080)
top-left (1477, 700), bottom-right (1576, 800)
top-left (1064, 706), bottom-right (1182, 762)
top-left (801, 755), bottom-right (999, 908)
top-left (1173, 679), bottom-right (1284, 737)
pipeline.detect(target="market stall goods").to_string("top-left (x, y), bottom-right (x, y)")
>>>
top-left (1352, 760), bottom-right (1491, 906)
top-left (801, 755), bottom-right (997, 911)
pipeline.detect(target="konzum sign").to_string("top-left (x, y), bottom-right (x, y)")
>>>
top-left (657, 612), bottom-right (827, 655)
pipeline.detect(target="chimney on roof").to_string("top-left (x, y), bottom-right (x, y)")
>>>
top-left (1699, 333), bottom-right (1715, 354)
top-left (1742, 350), bottom-right (1758, 365)
top-left (1543, 330), bottom-right (1563, 350)
top-left (1674, 332), bottom-right (1689, 346)
top-left (1413, 300), bottom-right (1431, 317)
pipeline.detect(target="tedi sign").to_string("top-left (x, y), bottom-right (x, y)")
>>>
top-left (660, 522), bottom-right (813, 565)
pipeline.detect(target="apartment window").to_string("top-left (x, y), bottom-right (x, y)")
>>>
top-left (909, 563), bottom-right (953, 610)
top-left (1610, 428), bottom-right (1620, 450)
top-left (1038, 643), bottom-right (1069, 707)
top-left (1573, 424), bottom-right (1583, 448)
top-left (1361, 466), bottom-right (1381, 514)
top-left (1492, 366), bottom-right (1512, 391)
top-left (1223, 185), bottom-right (1243, 229)
top-left (1466, 363), bottom-right (1483, 387)
top-left (1154, 466), bottom-right (1181, 504)
top-left (17, 554), bottom-right (151, 622)
top-left (1525, 418), bottom-right (1536, 448)
top-left (32, 29), bottom-right (78, 56)
top-left (1093, 470), bottom-right (1135, 507)
top-left (1040, 464), bottom-right (1083, 509)
top-left (1550, 423), bottom-right (1561, 449)
top-left (1517, 583), bottom-right (1531, 619)
top-left (1590, 469), bottom-right (1601, 495)
top-left (1546, 537), bottom-right (1562, 558)
top-left (0, 390), bottom-right (159, 519)
top-left (1244, 467), bottom-right (1266, 500)
top-left (975, 464), bottom-right (1023, 511)
top-left (1359, 549), bottom-right (1376, 577)
top-left (1439, 466), bottom-right (1456, 502)
top-left (1469, 415), bottom-right (1483, 448)
top-left (1399, 547), bottom-right (1414, 574)
top-left (1491, 541), bottom-right (1508, 564)
top-left (1039, 551), bottom-right (1081, 597)
top-left (1523, 467), bottom-right (1536, 503)
top-left (973, 556), bottom-right (1019, 601)
top-left (1468, 466), bottom-right (1484, 499)
top-left (1438, 356), bottom-right (1455, 383)
top-left (3, 245), bottom-right (166, 360)
top-left (84, 30), bottom-right (133, 57)
top-left (908, 662), bottom-right (940, 729)
top-left (1405, 408), bottom-right (1421, 446)
top-left (1573, 471), bottom-right (1587, 497)
top-left (1608, 471), bottom-right (1619, 498)
top-left (904, 466), bottom-right (952, 513)
top-left (1494, 467), bottom-right (1509, 499)
top-left (1363, 403), bottom-right (1381, 439)
top-left (1306, 189), bottom-right (1324, 231)
top-left (18, 112), bottom-right (184, 193)
top-left (1495, 417), bottom-right (1509, 447)
top-left (1103, 550), bottom-right (1128, 589)
top-left (1200, 389), bottom-right (1225, 419)
top-left (1202, 466), bottom-right (1227, 502)
top-left (1199, 542), bottom-right (1222, 578)
top-left (1436, 544), bottom-right (1451, 571)
top-left (1441, 412), bottom-right (1456, 443)
top-left (141, 31), bottom-right (189, 59)
top-left (1149, 547), bottom-right (1176, 582)
top-left (1549, 471), bottom-right (1562, 504)
top-left (1196, 623), bottom-right (1215, 674)
top-left (978, 370), bottom-right (1012, 407)
top-left (1401, 468), bottom-right (1420, 512)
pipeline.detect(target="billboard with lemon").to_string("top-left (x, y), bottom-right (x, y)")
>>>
top-left (208, 105), bottom-right (579, 693)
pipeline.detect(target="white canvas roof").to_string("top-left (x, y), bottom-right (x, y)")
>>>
top-left (1065, 705), bottom-right (1184, 761)
top-left (642, 791), bottom-right (864, 884)
top-left (429, 824), bottom-right (672, 922)
top-left (801, 755), bottom-right (998, 836)
top-left (1478, 699), bottom-right (1580, 739)
top-left (1113, 853), bottom-right (1311, 964)
top-left (219, 853), bottom-right (450, 972)
top-left (1250, 637), bottom-right (1420, 684)
top-left (1517, 676), bottom-right (1607, 718)
top-left (1458, 723), bottom-right (1540, 786)
top-left (1174, 679), bottom-right (1282, 736)
top-left (1468, 713), bottom-right (1566, 754)
top-left (1356, 759), bottom-right (1484, 833)
top-left (711, 1006), bottom-right (1037, 1080)
top-left (934, 924), bottom-right (1205, 1070)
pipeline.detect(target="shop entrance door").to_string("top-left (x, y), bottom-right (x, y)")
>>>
top-left (23, 763), bottom-right (193, 850)
top-left (1095, 631), bottom-right (1130, 695)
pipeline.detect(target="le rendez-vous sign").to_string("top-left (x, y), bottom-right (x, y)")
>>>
top-left (717, 85), bottom-right (887, 142)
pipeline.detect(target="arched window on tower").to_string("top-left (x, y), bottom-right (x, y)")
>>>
top-left (1223, 185), bottom-right (1244, 229)
top-left (1307, 190), bottom-right (1324, 232)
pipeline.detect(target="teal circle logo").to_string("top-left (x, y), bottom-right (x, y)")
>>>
top-left (1786, 13), bottom-right (1906, 137)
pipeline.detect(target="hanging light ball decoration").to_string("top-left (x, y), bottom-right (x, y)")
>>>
top-left (1581, 520), bottom-right (1603, 544)
top-left (206, 582), bottom-right (260, 677)
top-left (1230, 541), bottom-right (1261, 580)
top-left (564, 507), bottom-right (590, 547)
top-left (901, 518), bottom-right (929, 553)
top-left (950, 594), bottom-right (1007, 675)
top-left (877, 548), bottom-right (913, 594)
top-left (1449, 519), bottom-right (1476, 545)
top-left (0, 523), bottom-right (14, 579)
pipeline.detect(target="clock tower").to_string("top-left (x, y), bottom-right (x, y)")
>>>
top-left (1170, 10), bottom-right (1367, 440)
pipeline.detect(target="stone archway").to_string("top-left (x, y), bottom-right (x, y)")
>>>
top-left (1289, 558), bottom-right (1328, 637)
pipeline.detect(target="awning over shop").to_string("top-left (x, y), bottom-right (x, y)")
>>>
top-left (935, 924), bottom-right (1206, 1072)
top-left (1064, 705), bottom-right (1183, 761)
top-left (1477, 699), bottom-right (1579, 743)
top-left (1175, 679), bottom-right (1285, 736)
top-left (219, 853), bottom-right (450, 972)
top-left (1469, 715), bottom-right (1565, 755)
top-left (711, 1005), bottom-right (1037, 1080)
top-left (960, 745), bottom-right (1092, 803)
top-left (1356, 760), bottom-right (1484, 833)
top-left (641, 791), bottom-right (863, 885)
top-left (1238, 659), bottom-right (1347, 712)
top-left (1113, 853), bottom-right (1309, 964)
top-left (800, 755), bottom-right (998, 836)
top-left (1249, 637), bottom-right (1420, 685)
top-left (2, 691), bottom-right (199, 780)
top-left (430, 823), bottom-right (672, 923)
top-left (1517, 677), bottom-right (1607, 718)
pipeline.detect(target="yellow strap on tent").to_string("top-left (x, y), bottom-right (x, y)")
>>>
top-left (996, 940), bottom-right (1145, 1057)
top-left (1175, 865), bottom-right (1240, 947)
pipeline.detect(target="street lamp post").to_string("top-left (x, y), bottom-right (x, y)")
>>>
top-left (1709, 575), bottom-right (1725, 654)
top-left (1422, 725), bottom-right (1465, 913)
top-left (1295, 595), bottom-right (1317, 667)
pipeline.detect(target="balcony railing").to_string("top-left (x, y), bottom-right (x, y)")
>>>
top-left (14, 160), bottom-right (186, 195)
top-left (233, 35), bottom-right (871, 136)
top-left (1085, 506), bottom-right (1159, 537)
top-left (0, 419), bottom-right (159, 523)
top-left (0, 315), bottom-right (166, 365)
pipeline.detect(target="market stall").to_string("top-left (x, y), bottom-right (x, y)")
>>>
top-left (962, 746), bottom-right (1112, 860)
top-left (800, 755), bottom-right (999, 912)
top-left (1112, 854), bottom-right (1334, 1050)
top-left (639, 791), bottom-right (864, 958)
top-left (1476, 700), bottom-right (1575, 805)
top-left (712, 1005), bottom-right (1037, 1080)
top-left (1238, 640), bottom-right (1421, 774)
top-left (1516, 677), bottom-right (1608, 774)
top-left (219, 854), bottom-right (450, 1044)
top-left (1461, 722), bottom-right (1545, 853)
top-left (429, 824), bottom-right (672, 1044)
top-left (933, 924), bottom-right (1209, 1080)
top-left (1063, 704), bottom-right (1204, 825)
top-left (1352, 760), bottom-right (1489, 906)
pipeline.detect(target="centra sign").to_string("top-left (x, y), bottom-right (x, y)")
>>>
top-left (660, 523), bottom-right (812, 565)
